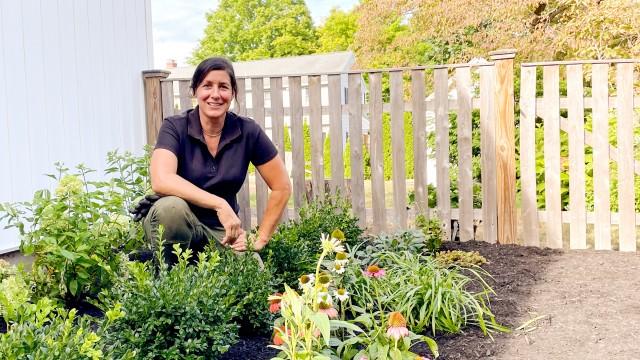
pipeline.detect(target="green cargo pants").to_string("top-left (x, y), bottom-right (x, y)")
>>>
top-left (143, 196), bottom-right (245, 266)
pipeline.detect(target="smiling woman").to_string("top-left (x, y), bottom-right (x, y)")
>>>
top-left (143, 57), bottom-right (292, 265)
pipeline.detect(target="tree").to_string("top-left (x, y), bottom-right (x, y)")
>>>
top-left (190, 0), bottom-right (318, 64)
top-left (354, 0), bottom-right (640, 68)
top-left (316, 7), bottom-right (358, 53)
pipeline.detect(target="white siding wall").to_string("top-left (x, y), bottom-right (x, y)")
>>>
top-left (0, 0), bottom-right (153, 251)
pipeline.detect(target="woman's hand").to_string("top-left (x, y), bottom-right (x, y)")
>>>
top-left (228, 229), bottom-right (248, 251)
top-left (217, 202), bottom-right (242, 245)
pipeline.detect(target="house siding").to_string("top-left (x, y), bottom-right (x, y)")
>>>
top-left (0, 0), bottom-right (153, 251)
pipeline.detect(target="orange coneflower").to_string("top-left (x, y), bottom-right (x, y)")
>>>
top-left (268, 292), bottom-right (282, 314)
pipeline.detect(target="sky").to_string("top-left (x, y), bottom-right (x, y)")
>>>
top-left (151, 0), bottom-right (359, 68)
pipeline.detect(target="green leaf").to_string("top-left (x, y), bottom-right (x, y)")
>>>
top-left (58, 249), bottom-right (79, 261)
top-left (422, 336), bottom-right (439, 358)
top-left (310, 312), bottom-right (331, 345)
top-left (69, 279), bottom-right (78, 296)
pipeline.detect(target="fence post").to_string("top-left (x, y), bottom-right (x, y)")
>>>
top-left (489, 49), bottom-right (517, 244)
top-left (142, 70), bottom-right (170, 146)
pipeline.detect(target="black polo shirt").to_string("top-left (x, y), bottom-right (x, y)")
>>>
top-left (155, 107), bottom-right (278, 228)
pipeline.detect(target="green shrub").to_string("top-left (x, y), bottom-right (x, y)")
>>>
top-left (264, 195), bottom-right (364, 288)
top-left (101, 245), bottom-right (239, 359)
top-left (0, 302), bottom-right (117, 360)
top-left (0, 259), bottom-right (15, 283)
top-left (346, 251), bottom-right (506, 336)
top-left (0, 267), bottom-right (32, 324)
top-left (0, 151), bottom-right (149, 306)
top-left (218, 249), bottom-right (276, 334)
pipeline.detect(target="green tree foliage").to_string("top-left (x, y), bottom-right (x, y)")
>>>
top-left (316, 7), bottom-right (358, 53)
top-left (190, 0), bottom-right (318, 63)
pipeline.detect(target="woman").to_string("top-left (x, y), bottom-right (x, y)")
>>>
top-left (144, 57), bottom-right (291, 264)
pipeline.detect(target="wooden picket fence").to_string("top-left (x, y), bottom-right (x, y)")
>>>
top-left (142, 51), bottom-right (640, 252)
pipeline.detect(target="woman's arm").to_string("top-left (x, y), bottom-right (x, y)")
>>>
top-left (252, 155), bottom-right (292, 251)
top-left (150, 148), bottom-right (242, 241)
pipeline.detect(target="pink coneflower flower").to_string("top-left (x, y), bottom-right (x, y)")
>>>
top-left (268, 293), bottom-right (282, 314)
top-left (318, 301), bottom-right (339, 319)
top-left (386, 311), bottom-right (410, 340)
top-left (363, 264), bottom-right (386, 278)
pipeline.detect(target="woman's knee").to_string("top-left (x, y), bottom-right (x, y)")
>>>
top-left (148, 196), bottom-right (191, 225)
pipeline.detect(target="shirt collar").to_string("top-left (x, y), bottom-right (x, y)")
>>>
top-left (187, 107), bottom-right (242, 151)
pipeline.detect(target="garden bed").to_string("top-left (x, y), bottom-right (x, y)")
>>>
top-left (221, 240), bottom-right (640, 360)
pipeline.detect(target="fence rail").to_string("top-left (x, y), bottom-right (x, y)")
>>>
top-left (142, 51), bottom-right (640, 252)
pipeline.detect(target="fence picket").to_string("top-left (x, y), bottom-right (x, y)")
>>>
top-left (328, 74), bottom-right (344, 195)
top-left (178, 80), bottom-right (191, 111)
top-left (411, 70), bottom-right (428, 218)
top-left (455, 67), bottom-right (473, 241)
top-left (251, 77), bottom-right (268, 223)
top-left (592, 64), bottom-right (611, 250)
top-left (519, 67), bottom-right (539, 246)
top-left (348, 73), bottom-right (366, 227)
top-left (235, 78), bottom-right (251, 229)
top-left (160, 81), bottom-right (175, 118)
top-left (616, 63), bottom-right (635, 252)
top-left (369, 72), bottom-right (386, 231)
top-left (567, 65), bottom-right (586, 249)
top-left (270, 77), bottom-right (287, 221)
top-left (480, 66), bottom-right (498, 244)
top-left (309, 75), bottom-right (325, 201)
top-left (435, 68), bottom-right (451, 240)
top-left (390, 71), bottom-right (407, 229)
top-left (543, 66), bottom-right (562, 248)
top-left (288, 76), bottom-right (305, 216)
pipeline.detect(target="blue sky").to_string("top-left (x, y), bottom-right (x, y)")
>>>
top-left (151, 0), bottom-right (359, 67)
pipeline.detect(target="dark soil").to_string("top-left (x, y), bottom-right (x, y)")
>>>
top-left (222, 240), bottom-right (640, 360)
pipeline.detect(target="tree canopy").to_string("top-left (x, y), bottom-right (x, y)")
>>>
top-left (354, 0), bottom-right (640, 67)
top-left (190, 0), bottom-right (318, 64)
top-left (316, 7), bottom-right (358, 53)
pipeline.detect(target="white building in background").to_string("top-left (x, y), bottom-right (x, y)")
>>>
top-left (165, 51), bottom-right (371, 145)
top-left (0, 0), bottom-right (154, 253)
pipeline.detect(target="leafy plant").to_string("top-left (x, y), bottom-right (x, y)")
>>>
top-left (218, 248), bottom-right (277, 334)
top-left (415, 214), bottom-right (445, 254)
top-left (0, 150), bottom-right (150, 306)
top-left (353, 229), bottom-right (431, 266)
top-left (269, 231), bottom-right (372, 360)
top-left (101, 243), bottom-right (240, 359)
top-left (436, 250), bottom-right (487, 267)
top-left (0, 259), bottom-right (15, 282)
top-left (347, 251), bottom-right (506, 336)
top-left (0, 266), bottom-right (32, 324)
top-left (264, 194), bottom-right (364, 287)
top-left (0, 302), bottom-right (120, 360)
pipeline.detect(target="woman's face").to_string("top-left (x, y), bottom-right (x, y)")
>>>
top-left (195, 70), bottom-right (233, 122)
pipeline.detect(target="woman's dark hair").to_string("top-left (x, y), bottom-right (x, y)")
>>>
top-left (190, 57), bottom-right (237, 99)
